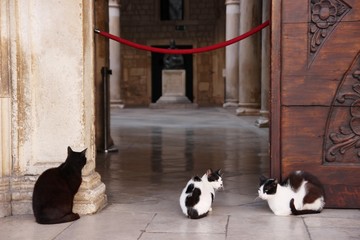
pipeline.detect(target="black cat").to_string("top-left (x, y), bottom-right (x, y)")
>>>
top-left (32, 146), bottom-right (87, 224)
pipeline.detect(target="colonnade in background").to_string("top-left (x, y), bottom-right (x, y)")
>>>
top-left (109, 0), bottom-right (269, 127)
top-left (224, 0), bottom-right (269, 127)
top-left (109, 0), bottom-right (124, 108)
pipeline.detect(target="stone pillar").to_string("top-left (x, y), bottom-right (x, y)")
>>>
top-left (109, 0), bottom-right (124, 108)
top-left (2, 0), bottom-right (106, 216)
top-left (0, 98), bottom-right (11, 218)
top-left (255, 0), bottom-right (270, 127)
top-left (0, 0), bottom-right (12, 218)
top-left (0, 99), bottom-right (11, 217)
top-left (223, 0), bottom-right (240, 108)
top-left (237, 0), bottom-right (262, 115)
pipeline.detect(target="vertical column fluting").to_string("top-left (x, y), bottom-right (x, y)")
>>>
top-left (237, 0), bottom-right (262, 115)
top-left (223, 0), bottom-right (240, 107)
top-left (109, 0), bottom-right (124, 108)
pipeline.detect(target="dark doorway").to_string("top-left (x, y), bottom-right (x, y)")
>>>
top-left (151, 45), bottom-right (193, 103)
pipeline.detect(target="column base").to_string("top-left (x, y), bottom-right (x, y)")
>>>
top-left (223, 102), bottom-right (239, 108)
top-left (8, 172), bottom-right (107, 216)
top-left (259, 110), bottom-right (269, 116)
top-left (255, 116), bottom-right (269, 128)
top-left (111, 100), bottom-right (125, 109)
top-left (73, 172), bottom-right (107, 215)
top-left (236, 107), bottom-right (260, 116)
top-left (0, 178), bottom-right (11, 217)
top-left (236, 102), bottom-right (261, 116)
top-left (11, 176), bottom-right (37, 215)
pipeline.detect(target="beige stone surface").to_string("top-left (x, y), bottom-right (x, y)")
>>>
top-left (162, 70), bottom-right (186, 97)
top-left (154, 70), bottom-right (192, 106)
top-left (0, 0), bottom-right (106, 216)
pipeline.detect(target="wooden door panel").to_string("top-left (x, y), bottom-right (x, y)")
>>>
top-left (324, 53), bottom-right (360, 164)
top-left (282, 75), bottom-right (337, 106)
top-left (282, 107), bottom-right (327, 165)
top-left (282, 106), bottom-right (360, 207)
top-left (309, 20), bottom-right (360, 75)
top-left (272, 0), bottom-right (360, 208)
top-left (281, 106), bottom-right (360, 172)
top-left (282, 23), bottom-right (308, 74)
top-left (282, 0), bottom-right (308, 23)
top-left (282, 10), bottom-right (360, 106)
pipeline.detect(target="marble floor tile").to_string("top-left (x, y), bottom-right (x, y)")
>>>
top-left (55, 205), bottom-right (155, 240)
top-left (227, 213), bottom-right (310, 240)
top-left (140, 232), bottom-right (225, 240)
top-left (0, 214), bottom-right (72, 240)
top-left (146, 212), bottom-right (229, 234)
top-left (306, 227), bottom-right (360, 240)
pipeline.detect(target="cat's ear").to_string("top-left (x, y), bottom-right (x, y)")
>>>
top-left (206, 169), bottom-right (212, 176)
top-left (216, 169), bottom-right (223, 177)
top-left (81, 148), bottom-right (87, 156)
top-left (68, 146), bottom-right (73, 154)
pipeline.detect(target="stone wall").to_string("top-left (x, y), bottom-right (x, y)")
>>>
top-left (120, 0), bottom-right (225, 106)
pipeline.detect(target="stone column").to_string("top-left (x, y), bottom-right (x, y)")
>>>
top-left (109, 0), bottom-right (124, 108)
top-left (223, 0), bottom-right (240, 108)
top-left (0, 100), bottom-right (11, 217)
top-left (0, 0), bottom-right (12, 218)
top-left (237, 0), bottom-right (262, 115)
top-left (255, 0), bottom-right (270, 127)
top-left (4, 0), bottom-right (106, 215)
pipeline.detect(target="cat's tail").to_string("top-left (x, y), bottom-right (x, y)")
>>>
top-left (35, 212), bottom-right (80, 224)
top-left (290, 198), bottom-right (321, 215)
top-left (187, 208), bottom-right (209, 219)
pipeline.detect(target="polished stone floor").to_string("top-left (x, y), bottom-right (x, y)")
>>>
top-left (2, 108), bottom-right (360, 240)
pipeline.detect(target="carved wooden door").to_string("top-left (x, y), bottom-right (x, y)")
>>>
top-left (271, 0), bottom-right (360, 208)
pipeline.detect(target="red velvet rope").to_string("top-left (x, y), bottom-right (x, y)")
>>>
top-left (95, 20), bottom-right (269, 54)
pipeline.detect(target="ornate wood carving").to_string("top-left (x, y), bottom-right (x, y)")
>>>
top-left (324, 52), bottom-right (360, 164)
top-left (308, 0), bottom-right (351, 67)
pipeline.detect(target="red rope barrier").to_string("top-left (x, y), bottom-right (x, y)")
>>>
top-left (95, 20), bottom-right (269, 54)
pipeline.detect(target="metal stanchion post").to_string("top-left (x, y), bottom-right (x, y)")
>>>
top-left (101, 66), bottom-right (118, 153)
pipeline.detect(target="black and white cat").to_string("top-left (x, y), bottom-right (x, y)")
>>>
top-left (258, 170), bottom-right (325, 216)
top-left (179, 169), bottom-right (223, 219)
top-left (32, 146), bottom-right (87, 224)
